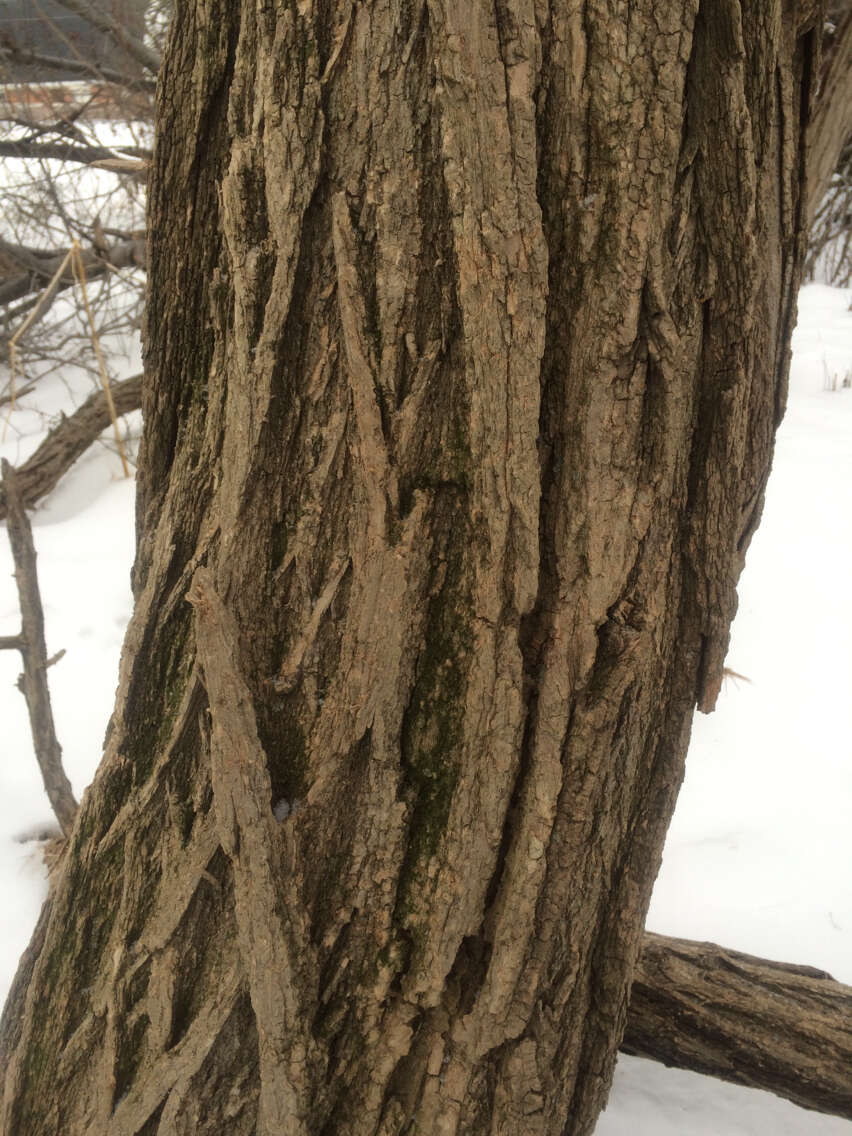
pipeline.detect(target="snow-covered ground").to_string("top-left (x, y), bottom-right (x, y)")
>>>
top-left (1, 285), bottom-right (850, 1132)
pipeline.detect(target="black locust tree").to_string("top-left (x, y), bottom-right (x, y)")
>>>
top-left (1, 3), bottom-right (846, 1135)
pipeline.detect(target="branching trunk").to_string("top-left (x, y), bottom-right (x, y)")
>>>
top-left (624, 933), bottom-right (852, 1121)
top-left (0, 4), bottom-right (826, 1135)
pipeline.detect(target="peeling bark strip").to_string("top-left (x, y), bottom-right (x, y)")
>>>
top-left (624, 934), bottom-right (852, 1121)
top-left (0, 3), bottom-right (829, 1135)
top-left (1, 459), bottom-right (77, 836)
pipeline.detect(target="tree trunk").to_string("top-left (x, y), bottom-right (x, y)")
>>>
top-left (624, 934), bottom-right (852, 1121)
top-left (0, 3), bottom-right (822, 1134)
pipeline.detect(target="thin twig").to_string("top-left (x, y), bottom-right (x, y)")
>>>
top-left (4, 246), bottom-right (74, 431)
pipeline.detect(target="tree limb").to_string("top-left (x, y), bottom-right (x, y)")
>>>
top-left (0, 374), bottom-right (142, 521)
top-left (0, 138), bottom-right (151, 166)
top-left (623, 932), bottom-right (852, 1121)
top-left (51, 0), bottom-right (162, 76)
top-left (0, 238), bottom-right (147, 307)
top-left (1, 459), bottom-right (77, 837)
top-left (0, 44), bottom-right (156, 93)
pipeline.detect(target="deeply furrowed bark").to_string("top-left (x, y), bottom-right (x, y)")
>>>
top-left (0, 3), bottom-right (822, 1134)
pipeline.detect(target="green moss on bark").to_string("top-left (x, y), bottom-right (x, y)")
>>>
top-left (396, 516), bottom-right (472, 932)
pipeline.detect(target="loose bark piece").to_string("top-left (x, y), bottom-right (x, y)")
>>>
top-left (623, 932), bottom-right (852, 1121)
top-left (0, 375), bottom-right (142, 523)
top-left (1, 459), bottom-right (77, 836)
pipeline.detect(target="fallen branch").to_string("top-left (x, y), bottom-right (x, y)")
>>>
top-left (623, 932), bottom-right (852, 1121)
top-left (0, 373), bottom-right (141, 521)
top-left (1, 459), bottom-right (77, 836)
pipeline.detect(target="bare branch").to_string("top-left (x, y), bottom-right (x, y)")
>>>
top-left (0, 375), bottom-right (142, 521)
top-left (0, 44), bottom-right (156, 94)
top-left (51, 0), bottom-right (162, 76)
top-left (0, 237), bottom-right (147, 307)
top-left (624, 932), bottom-right (852, 1121)
top-left (1, 458), bottom-right (78, 836)
top-left (0, 137), bottom-right (151, 168)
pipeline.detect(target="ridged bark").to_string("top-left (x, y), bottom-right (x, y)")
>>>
top-left (624, 934), bottom-right (852, 1121)
top-left (0, 3), bottom-right (821, 1134)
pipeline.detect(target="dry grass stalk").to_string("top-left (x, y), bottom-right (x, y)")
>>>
top-left (69, 240), bottom-right (131, 477)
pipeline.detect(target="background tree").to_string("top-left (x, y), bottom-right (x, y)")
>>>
top-left (1, 3), bottom-right (851, 1136)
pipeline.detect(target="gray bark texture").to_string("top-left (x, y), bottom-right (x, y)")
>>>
top-left (0, 2), bottom-right (829, 1134)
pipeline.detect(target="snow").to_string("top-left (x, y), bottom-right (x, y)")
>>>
top-left (1, 285), bottom-right (851, 1132)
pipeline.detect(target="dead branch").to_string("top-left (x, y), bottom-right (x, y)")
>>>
top-left (624, 932), bottom-right (852, 1121)
top-left (0, 374), bottom-right (141, 521)
top-left (1, 459), bottom-right (77, 836)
